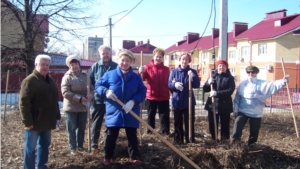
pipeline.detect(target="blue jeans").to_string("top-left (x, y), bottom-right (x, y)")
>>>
top-left (65, 112), bottom-right (87, 150)
top-left (23, 130), bottom-right (51, 169)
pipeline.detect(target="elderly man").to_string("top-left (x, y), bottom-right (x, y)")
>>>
top-left (232, 65), bottom-right (289, 146)
top-left (90, 45), bottom-right (118, 151)
top-left (19, 54), bottom-right (61, 169)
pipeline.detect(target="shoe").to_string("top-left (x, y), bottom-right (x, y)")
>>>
top-left (131, 159), bottom-right (142, 165)
top-left (102, 159), bottom-right (112, 166)
top-left (70, 150), bottom-right (76, 155)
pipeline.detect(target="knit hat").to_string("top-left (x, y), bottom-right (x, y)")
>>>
top-left (66, 55), bottom-right (81, 66)
top-left (118, 49), bottom-right (135, 62)
top-left (216, 60), bottom-right (228, 68)
top-left (246, 65), bottom-right (260, 74)
top-left (178, 52), bottom-right (191, 63)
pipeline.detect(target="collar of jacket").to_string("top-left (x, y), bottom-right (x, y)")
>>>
top-left (116, 66), bottom-right (133, 79)
top-left (178, 65), bottom-right (190, 71)
top-left (150, 59), bottom-right (164, 67)
top-left (33, 69), bottom-right (49, 80)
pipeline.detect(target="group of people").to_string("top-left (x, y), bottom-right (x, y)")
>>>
top-left (19, 45), bottom-right (289, 168)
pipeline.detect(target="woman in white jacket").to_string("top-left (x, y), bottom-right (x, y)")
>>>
top-left (232, 65), bottom-right (289, 145)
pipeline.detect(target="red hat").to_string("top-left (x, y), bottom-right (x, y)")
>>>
top-left (216, 60), bottom-right (228, 68)
top-left (178, 52), bottom-right (191, 63)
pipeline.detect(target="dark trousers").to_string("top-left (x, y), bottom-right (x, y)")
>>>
top-left (173, 107), bottom-right (195, 143)
top-left (208, 111), bottom-right (230, 141)
top-left (232, 112), bottom-right (262, 145)
top-left (91, 104), bottom-right (106, 148)
top-left (147, 99), bottom-right (170, 134)
top-left (104, 127), bottom-right (140, 160)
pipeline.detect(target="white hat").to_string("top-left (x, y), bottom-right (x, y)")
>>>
top-left (118, 49), bottom-right (135, 62)
top-left (66, 55), bottom-right (81, 66)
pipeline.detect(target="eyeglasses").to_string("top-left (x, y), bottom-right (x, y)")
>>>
top-left (246, 71), bottom-right (256, 74)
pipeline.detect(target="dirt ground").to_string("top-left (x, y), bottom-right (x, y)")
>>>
top-left (1, 111), bottom-right (300, 169)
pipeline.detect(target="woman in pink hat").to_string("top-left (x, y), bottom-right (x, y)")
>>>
top-left (203, 59), bottom-right (235, 142)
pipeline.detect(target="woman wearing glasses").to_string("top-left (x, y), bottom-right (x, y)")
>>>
top-left (232, 66), bottom-right (289, 145)
top-left (203, 60), bottom-right (235, 142)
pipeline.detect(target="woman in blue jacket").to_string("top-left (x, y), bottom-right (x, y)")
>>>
top-left (168, 52), bottom-right (200, 144)
top-left (95, 49), bottom-right (146, 165)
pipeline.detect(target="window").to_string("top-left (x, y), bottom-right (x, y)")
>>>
top-left (229, 50), bottom-right (236, 59)
top-left (202, 52), bottom-right (209, 60)
top-left (171, 54), bottom-right (176, 60)
top-left (241, 46), bottom-right (250, 57)
top-left (229, 68), bottom-right (235, 76)
top-left (258, 44), bottom-right (267, 55)
top-left (203, 68), bottom-right (208, 75)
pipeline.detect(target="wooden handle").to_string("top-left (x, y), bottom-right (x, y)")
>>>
top-left (281, 58), bottom-right (299, 138)
top-left (188, 75), bottom-right (192, 142)
top-left (210, 69), bottom-right (218, 146)
top-left (86, 70), bottom-right (91, 152)
top-left (115, 98), bottom-right (200, 169)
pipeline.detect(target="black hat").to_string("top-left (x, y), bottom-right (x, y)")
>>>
top-left (246, 66), bottom-right (259, 74)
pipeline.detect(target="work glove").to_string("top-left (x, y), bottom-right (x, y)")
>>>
top-left (56, 120), bottom-right (61, 127)
top-left (123, 100), bottom-right (135, 113)
top-left (283, 75), bottom-right (290, 84)
top-left (207, 78), bottom-right (214, 84)
top-left (234, 112), bottom-right (238, 118)
top-left (138, 66), bottom-right (144, 74)
top-left (188, 70), bottom-right (194, 79)
top-left (209, 90), bottom-right (217, 97)
top-left (105, 90), bottom-right (117, 101)
top-left (175, 82), bottom-right (184, 91)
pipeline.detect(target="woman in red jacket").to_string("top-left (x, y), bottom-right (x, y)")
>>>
top-left (139, 48), bottom-right (170, 135)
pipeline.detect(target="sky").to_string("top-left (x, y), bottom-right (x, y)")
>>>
top-left (49, 0), bottom-right (300, 54)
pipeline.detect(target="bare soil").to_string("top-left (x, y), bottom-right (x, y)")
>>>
top-left (1, 111), bottom-right (300, 169)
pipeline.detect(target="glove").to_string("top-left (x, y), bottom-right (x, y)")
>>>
top-left (105, 90), bottom-right (117, 101)
top-left (283, 75), bottom-right (290, 83)
top-left (234, 112), bottom-right (238, 118)
top-left (188, 70), bottom-right (194, 79)
top-left (207, 78), bottom-right (214, 84)
top-left (209, 90), bottom-right (217, 97)
top-left (138, 66), bottom-right (144, 74)
top-left (56, 120), bottom-right (61, 127)
top-left (123, 100), bottom-right (135, 113)
top-left (175, 82), bottom-right (184, 91)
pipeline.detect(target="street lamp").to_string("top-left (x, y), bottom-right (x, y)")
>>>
top-left (108, 10), bottom-right (128, 49)
top-left (296, 60), bottom-right (300, 93)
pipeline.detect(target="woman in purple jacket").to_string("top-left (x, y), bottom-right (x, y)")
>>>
top-left (168, 52), bottom-right (200, 144)
top-left (95, 49), bottom-right (146, 165)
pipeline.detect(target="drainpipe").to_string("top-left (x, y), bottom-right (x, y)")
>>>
top-left (248, 40), bottom-right (252, 66)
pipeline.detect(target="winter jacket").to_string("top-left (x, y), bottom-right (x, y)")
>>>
top-left (234, 77), bottom-right (286, 118)
top-left (19, 69), bottom-right (61, 131)
top-left (90, 60), bottom-right (118, 104)
top-left (203, 69), bottom-right (235, 114)
top-left (95, 66), bottom-right (146, 128)
top-left (142, 60), bottom-right (170, 101)
top-left (168, 65), bottom-right (200, 109)
top-left (61, 70), bottom-right (95, 113)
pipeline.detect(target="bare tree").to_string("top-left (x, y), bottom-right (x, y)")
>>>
top-left (1, 0), bottom-right (100, 76)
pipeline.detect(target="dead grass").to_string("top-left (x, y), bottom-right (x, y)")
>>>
top-left (1, 111), bottom-right (300, 169)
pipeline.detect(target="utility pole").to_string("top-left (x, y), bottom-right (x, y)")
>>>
top-left (107, 10), bottom-right (128, 51)
top-left (219, 0), bottom-right (228, 60)
top-left (109, 17), bottom-right (112, 49)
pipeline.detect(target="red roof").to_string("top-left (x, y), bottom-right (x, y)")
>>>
top-left (235, 13), bottom-right (300, 41)
top-left (165, 32), bottom-right (236, 53)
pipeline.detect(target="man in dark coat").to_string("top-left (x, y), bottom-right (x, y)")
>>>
top-left (19, 54), bottom-right (60, 169)
top-left (203, 60), bottom-right (235, 142)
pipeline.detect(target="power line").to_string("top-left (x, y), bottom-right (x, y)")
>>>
top-left (113, 0), bottom-right (143, 25)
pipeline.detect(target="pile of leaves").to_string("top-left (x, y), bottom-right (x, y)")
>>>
top-left (1, 111), bottom-right (300, 169)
